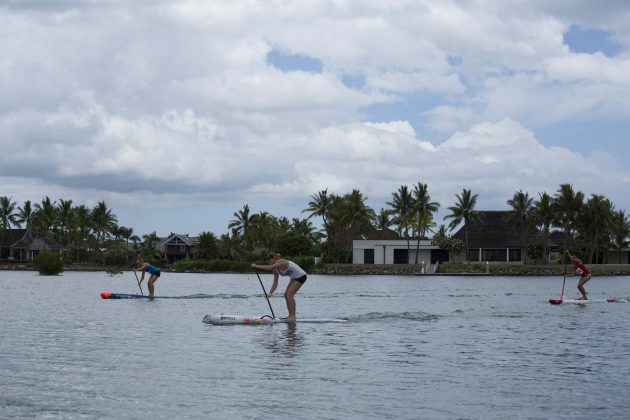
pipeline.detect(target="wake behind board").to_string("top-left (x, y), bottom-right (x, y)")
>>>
top-left (202, 314), bottom-right (348, 325)
top-left (549, 297), bottom-right (625, 305)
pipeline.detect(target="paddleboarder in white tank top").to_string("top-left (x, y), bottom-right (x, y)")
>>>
top-left (251, 253), bottom-right (307, 320)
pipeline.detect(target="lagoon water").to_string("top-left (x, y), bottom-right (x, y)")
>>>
top-left (1, 270), bottom-right (630, 419)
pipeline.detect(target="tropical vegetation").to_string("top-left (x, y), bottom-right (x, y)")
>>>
top-left (0, 181), bottom-right (629, 267)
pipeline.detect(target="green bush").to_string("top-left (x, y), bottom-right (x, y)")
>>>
top-left (33, 251), bottom-right (65, 275)
top-left (105, 266), bottom-right (123, 276)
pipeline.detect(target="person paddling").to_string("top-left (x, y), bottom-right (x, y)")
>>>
top-left (135, 258), bottom-right (161, 299)
top-left (568, 255), bottom-right (591, 300)
top-left (251, 253), bottom-right (307, 321)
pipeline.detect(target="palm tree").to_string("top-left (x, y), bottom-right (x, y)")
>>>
top-left (118, 226), bottom-right (140, 256)
top-left (411, 211), bottom-right (437, 264)
top-left (388, 185), bottom-right (414, 261)
top-left (135, 231), bottom-right (162, 261)
top-left (91, 201), bottom-right (118, 249)
top-left (412, 183), bottom-right (440, 234)
top-left (194, 231), bottom-right (219, 259)
top-left (552, 183), bottom-right (584, 257)
top-left (68, 204), bottom-right (92, 261)
top-left (433, 224), bottom-right (449, 242)
top-left (33, 196), bottom-right (57, 236)
top-left (303, 189), bottom-right (334, 239)
top-left (16, 200), bottom-right (34, 230)
top-left (388, 185), bottom-right (414, 234)
top-left (318, 190), bottom-right (375, 261)
top-left (375, 208), bottom-right (394, 231)
top-left (532, 192), bottom-right (555, 263)
top-left (0, 196), bottom-right (19, 230)
top-left (411, 182), bottom-right (440, 264)
top-left (342, 190), bottom-right (376, 247)
top-left (250, 211), bottom-right (276, 253)
top-left (218, 229), bottom-right (247, 261)
top-left (0, 196), bottom-right (18, 258)
top-left (581, 194), bottom-right (614, 263)
top-left (229, 204), bottom-right (254, 250)
top-left (506, 190), bottom-right (534, 263)
top-left (610, 210), bottom-right (630, 263)
top-left (292, 217), bottom-right (321, 245)
top-left (444, 188), bottom-right (482, 261)
top-left (56, 199), bottom-right (74, 246)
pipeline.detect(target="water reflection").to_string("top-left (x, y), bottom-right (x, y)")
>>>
top-left (261, 323), bottom-right (303, 358)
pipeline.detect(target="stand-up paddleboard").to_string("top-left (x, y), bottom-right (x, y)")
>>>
top-left (202, 314), bottom-right (348, 325)
top-left (101, 292), bottom-right (155, 299)
top-left (549, 297), bottom-right (625, 305)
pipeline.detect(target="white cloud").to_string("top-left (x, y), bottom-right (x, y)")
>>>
top-left (545, 52), bottom-right (630, 84)
top-left (1, 0), bottom-right (629, 235)
top-left (423, 105), bottom-right (475, 133)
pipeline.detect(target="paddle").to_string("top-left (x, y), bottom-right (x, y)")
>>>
top-left (559, 250), bottom-right (569, 299)
top-left (255, 269), bottom-right (275, 318)
top-left (133, 270), bottom-right (144, 296)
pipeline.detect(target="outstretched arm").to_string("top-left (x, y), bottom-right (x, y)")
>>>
top-left (251, 259), bottom-right (287, 272)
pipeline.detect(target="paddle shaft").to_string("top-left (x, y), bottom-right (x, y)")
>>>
top-left (133, 270), bottom-right (144, 296)
top-left (255, 270), bottom-right (276, 318)
top-left (560, 250), bottom-right (569, 299)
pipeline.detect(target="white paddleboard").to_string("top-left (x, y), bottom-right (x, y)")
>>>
top-left (549, 297), bottom-right (625, 305)
top-left (202, 314), bottom-right (348, 325)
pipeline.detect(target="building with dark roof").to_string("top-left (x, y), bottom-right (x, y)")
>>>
top-left (450, 210), bottom-right (557, 263)
top-left (0, 229), bottom-right (65, 260)
top-left (158, 233), bottom-right (197, 265)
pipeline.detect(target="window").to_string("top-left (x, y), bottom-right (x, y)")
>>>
top-left (481, 249), bottom-right (507, 262)
top-left (508, 249), bottom-right (522, 262)
top-left (393, 249), bottom-right (408, 264)
top-left (469, 249), bottom-right (480, 261)
top-left (364, 249), bottom-right (374, 264)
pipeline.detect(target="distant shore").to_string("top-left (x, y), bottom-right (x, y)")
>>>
top-left (2, 262), bottom-right (630, 276)
top-left (312, 263), bottom-right (630, 276)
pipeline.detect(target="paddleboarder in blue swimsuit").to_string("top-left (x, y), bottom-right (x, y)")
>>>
top-left (135, 258), bottom-right (161, 299)
top-left (251, 253), bottom-right (307, 321)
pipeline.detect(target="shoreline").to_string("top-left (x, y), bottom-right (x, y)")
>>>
top-left (2, 263), bottom-right (630, 276)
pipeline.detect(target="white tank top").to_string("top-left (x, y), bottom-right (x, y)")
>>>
top-left (277, 260), bottom-right (306, 280)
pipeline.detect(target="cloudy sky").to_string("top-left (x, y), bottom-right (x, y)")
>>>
top-left (2, 0), bottom-right (629, 237)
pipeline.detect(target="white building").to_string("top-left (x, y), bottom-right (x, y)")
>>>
top-left (351, 229), bottom-right (448, 265)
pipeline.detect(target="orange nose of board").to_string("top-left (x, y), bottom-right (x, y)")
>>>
top-left (100, 291), bottom-right (112, 299)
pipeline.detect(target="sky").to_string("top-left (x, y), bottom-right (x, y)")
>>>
top-left (1, 0), bottom-right (629, 238)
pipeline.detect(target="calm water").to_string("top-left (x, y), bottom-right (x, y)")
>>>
top-left (1, 270), bottom-right (629, 419)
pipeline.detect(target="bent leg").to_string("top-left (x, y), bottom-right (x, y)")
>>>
top-left (577, 276), bottom-right (589, 299)
top-left (284, 281), bottom-right (303, 320)
top-left (148, 274), bottom-right (159, 298)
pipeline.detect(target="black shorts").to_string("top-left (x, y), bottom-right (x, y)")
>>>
top-left (151, 271), bottom-right (161, 278)
top-left (291, 274), bottom-right (307, 285)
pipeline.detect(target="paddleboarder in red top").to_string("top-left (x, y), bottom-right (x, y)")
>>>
top-left (568, 255), bottom-right (591, 300)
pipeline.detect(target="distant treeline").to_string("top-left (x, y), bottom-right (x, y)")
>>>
top-left (1, 182), bottom-right (629, 264)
